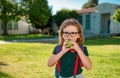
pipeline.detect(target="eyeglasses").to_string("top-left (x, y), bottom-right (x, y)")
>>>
top-left (62, 32), bottom-right (79, 37)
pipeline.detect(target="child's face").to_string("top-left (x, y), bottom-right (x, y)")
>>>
top-left (62, 25), bottom-right (80, 42)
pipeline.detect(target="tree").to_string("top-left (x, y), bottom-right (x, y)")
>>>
top-left (82, 0), bottom-right (99, 8)
top-left (113, 9), bottom-right (120, 22)
top-left (54, 9), bottom-right (80, 27)
top-left (0, 0), bottom-right (24, 35)
top-left (23, 0), bottom-right (51, 30)
top-left (0, 0), bottom-right (51, 35)
top-left (112, 9), bottom-right (120, 33)
top-left (90, 0), bottom-right (98, 6)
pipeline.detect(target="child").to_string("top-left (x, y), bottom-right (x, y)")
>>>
top-left (47, 18), bottom-right (92, 78)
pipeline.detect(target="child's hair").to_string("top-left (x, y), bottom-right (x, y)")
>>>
top-left (58, 18), bottom-right (84, 46)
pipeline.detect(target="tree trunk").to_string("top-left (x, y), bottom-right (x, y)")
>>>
top-left (114, 22), bottom-right (116, 34)
top-left (3, 21), bottom-right (8, 35)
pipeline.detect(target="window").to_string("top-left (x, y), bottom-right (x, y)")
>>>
top-left (78, 16), bottom-right (82, 25)
top-left (1, 21), bottom-right (18, 30)
top-left (7, 21), bottom-right (12, 30)
top-left (13, 22), bottom-right (18, 30)
top-left (85, 15), bottom-right (91, 30)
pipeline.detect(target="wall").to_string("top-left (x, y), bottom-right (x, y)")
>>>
top-left (95, 3), bottom-right (120, 35)
top-left (0, 20), bottom-right (30, 35)
top-left (8, 20), bottom-right (29, 34)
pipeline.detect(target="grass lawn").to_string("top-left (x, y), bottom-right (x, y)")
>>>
top-left (0, 36), bottom-right (120, 78)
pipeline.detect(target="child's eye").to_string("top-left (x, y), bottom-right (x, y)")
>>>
top-left (65, 32), bottom-right (69, 34)
top-left (63, 32), bottom-right (69, 34)
top-left (71, 32), bottom-right (78, 34)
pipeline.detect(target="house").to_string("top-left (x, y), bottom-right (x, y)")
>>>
top-left (76, 3), bottom-right (120, 37)
top-left (0, 19), bottom-right (30, 34)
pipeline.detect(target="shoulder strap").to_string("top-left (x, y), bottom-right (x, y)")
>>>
top-left (80, 46), bottom-right (84, 67)
top-left (74, 46), bottom-right (84, 75)
top-left (55, 45), bottom-right (62, 54)
top-left (55, 45), bottom-right (62, 73)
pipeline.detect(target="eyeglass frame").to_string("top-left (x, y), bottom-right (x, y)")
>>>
top-left (62, 31), bottom-right (80, 37)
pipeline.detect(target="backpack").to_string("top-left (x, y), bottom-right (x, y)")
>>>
top-left (54, 45), bottom-right (84, 78)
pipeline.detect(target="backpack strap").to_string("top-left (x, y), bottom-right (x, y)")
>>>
top-left (74, 54), bottom-right (79, 75)
top-left (55, 45), bottom-right (62, 73)
top-left (80, 46), bottom-right (84, 67)
top-left (55, 45), bottom-right (61, 54)
top-left (74, 46), bottom-right (84, 75)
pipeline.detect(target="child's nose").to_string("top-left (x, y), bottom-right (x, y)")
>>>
top-left (68, 34), bottom-right (71, 37)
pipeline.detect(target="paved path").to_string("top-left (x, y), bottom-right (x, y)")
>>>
top-left (0, 41), bottom-right (12, 44)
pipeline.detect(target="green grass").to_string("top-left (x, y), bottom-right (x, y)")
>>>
top-left (0, 43), bottom-right (56, 78)
top-left (0, 36), bottom-right (120, 78)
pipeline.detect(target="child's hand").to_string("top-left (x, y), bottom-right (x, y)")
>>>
top-left (61, 40), bottom-right (72, 54)
top-left (70, 40), bottom-right (82, 53)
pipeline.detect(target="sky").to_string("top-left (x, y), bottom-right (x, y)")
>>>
top-left (48, 0), bottom-right (120, 15)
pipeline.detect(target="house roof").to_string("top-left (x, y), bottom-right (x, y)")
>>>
top-left (76, 8), bottom-right (96, 14)
top-left (95, 3), bottom-right (120, 10)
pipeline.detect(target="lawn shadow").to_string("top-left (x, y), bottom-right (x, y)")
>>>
top-left (0, 62), bottom-right (13, 78)
top-left (84, 37), bottom-right (120, 45)
top-left (0, 71), bottom-right (14, 78)
top-left (0, 62), bottom-right (8, 66)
